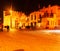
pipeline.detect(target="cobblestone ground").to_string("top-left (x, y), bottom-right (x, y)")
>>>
top-left (0, 30), bottom-right (60, 51)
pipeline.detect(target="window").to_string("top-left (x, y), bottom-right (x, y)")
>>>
top-left (27, 18), bottom-right (29, 21)
top-left (47, 21), bottom-right (49, 25)
top-left (31, 15), bottom-right (33, 20)
top-left (58, 20), bottom-right (60, 25)
top-left (50, 12), bottom-right (53, 17)
top-left (50, 10), bottom-right (53, 17)
top-left (34, 22), bottom-right (36, 26)
top-left (31, 22), bottom-right (33, 27)
top-left (44, 11), bottom-right (49, 17)
top-left (38, 15), bottom-right (42, 23)
top-left (39, 15), bottom-right (42, 22)
top-left (34, 15), bottom-right (36, 20)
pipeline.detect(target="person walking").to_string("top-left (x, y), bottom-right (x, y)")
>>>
top-left (7, 25), bottom-right (9, 32)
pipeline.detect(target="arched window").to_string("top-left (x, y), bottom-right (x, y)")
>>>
top-left (34, 15), bottom-right (36, 20)
top-left (31, 15), bottom-right (33, 20)
top-left (50, 10), bottom-right (53, 17)
top-left (44, 11), bottom-right (49, 17)
top-left (38, 14), bottom-right (42, 23)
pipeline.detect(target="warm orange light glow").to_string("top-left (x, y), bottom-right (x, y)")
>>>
top-left (3, 5), bottom-right (60, 30)
top-left (19, 22), bottom-right (22, 27)
top-left (42, 30), bottom-right (60, 33)
top-left (37, 23), bottom-right (41, 27)
top-left (9, 10), bottom-right (12, 14)
top-left (10, 28), bottom-right (16, 32)
top-left (3, 12), bottom-right (10, 27)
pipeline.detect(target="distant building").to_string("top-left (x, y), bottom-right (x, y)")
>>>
top-left (3, 10), bottom-right (27, 29)
top-left (29, 5), bottom-right (60, 29)
top-left (28, 11), bottom-right (42, 29)
top-left (40, 5), bottom-right (60, 29)
top-left (3, 5), bottom-right (60, 30)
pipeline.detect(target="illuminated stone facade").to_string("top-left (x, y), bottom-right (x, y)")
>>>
top-left (3, 11), bottom-right (27, 29)
top-left (3, 5), bottom-right (60, 30)
top-left (29, 5), bottom-right (60, 29)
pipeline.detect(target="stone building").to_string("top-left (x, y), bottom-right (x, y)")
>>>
top-left (29, 5), bottom-right (60, 29)
top-left (3, 10), bottom-right (27, 29)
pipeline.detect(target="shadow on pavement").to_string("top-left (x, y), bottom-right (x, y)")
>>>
top-left (13, 49), bottom-right (24, 51)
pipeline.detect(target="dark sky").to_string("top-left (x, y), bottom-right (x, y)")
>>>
top-left (1, 0), bottom-right (60, 15)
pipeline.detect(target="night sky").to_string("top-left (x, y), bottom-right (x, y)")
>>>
top-left (1, 0), bottom-right (60, 15)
